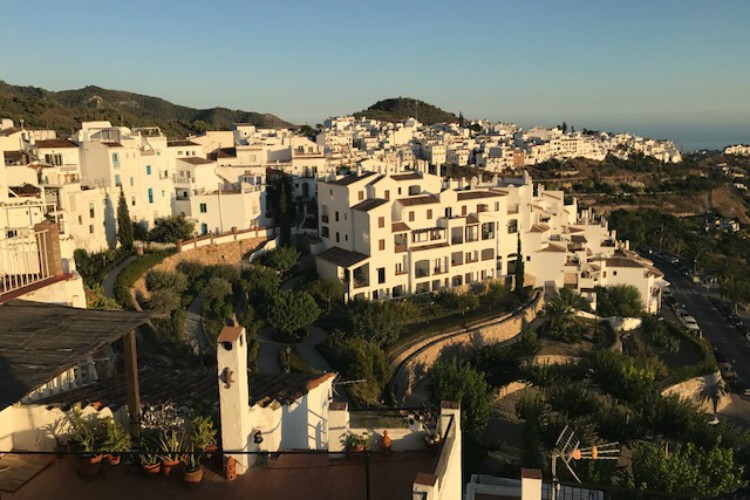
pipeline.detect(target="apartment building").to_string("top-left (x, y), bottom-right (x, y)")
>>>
top-left (76, 122), bottom-right (174, 230)
top-left (315, 170), bottom-right (663, 312)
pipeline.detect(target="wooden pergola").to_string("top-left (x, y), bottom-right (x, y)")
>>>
top-left (0, 300), bottom-right (154, 435)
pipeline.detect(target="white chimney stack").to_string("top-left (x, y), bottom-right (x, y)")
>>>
top-left (217, 326), bottom-right (251, 474)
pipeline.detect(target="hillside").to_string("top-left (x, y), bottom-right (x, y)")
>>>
top-left (0, 80), bottom-right (290, 138)
top-left (354, 97), bottom-right (458, 125)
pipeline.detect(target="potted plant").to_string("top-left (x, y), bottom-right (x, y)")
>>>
top-left (44, 419), bottom-right (68, 459)
top-left (190, 414), bottom-right (217, 464)
top-left (345, 431), bottom-right (369, 453)
top-left (65, 409), bottom-right (104, 479)
top-left (100, 418), bottom-right (131, 466)
top-left (138, 432), bottom-right (161, 475)
top-left (159, 429), bottom-right (184, 476)
top-left (182, 446), bottom-right (204, 488)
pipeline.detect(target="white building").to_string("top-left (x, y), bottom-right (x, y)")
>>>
top-left (315, 169), bottom-right (664, 312)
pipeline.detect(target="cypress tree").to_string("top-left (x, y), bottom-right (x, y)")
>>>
top-left (117, 187), bottom-right (134, 250)
top-left (515, 233), bottom-right (525, 295)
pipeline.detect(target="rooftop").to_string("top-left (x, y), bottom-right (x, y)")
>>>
top-left (0, 300), bottom-right (152, 411)
top-left (35, 369), bottom-right (335, 410)
top-left (456, 191), bottom-right (505, 201)
top-left (179, 157), bottom-right (214, 165)
top-left (397, 195), bottom-right (439, 206)
top-left (324, 172), bottom-right (377, 186)
top-left (351, 198), bottom-right (388, 212)
top-left (316, 246), bottom-right (369, 268)
top-left (4, 450), bottom-right (433, 500)
top-left (34, 139), bottom-right (78, 149)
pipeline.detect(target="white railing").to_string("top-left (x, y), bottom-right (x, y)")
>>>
top-left (0, 229), bottom-right (51, 296)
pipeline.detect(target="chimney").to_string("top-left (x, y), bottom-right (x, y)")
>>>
top-left (33, 221), bottom-right (63, 276)
top-left (217, 326), bottom-right (251, 474)
top-left (521, 468), bottom-right (543, 500)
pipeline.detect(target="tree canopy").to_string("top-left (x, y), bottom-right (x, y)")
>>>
top-left (595, 285), bottom-right (644, 317)
top-left (116, 187), bottom-right (134, 250)
top-left (428, 358), bottom-right (493, 437)
top-left (148, 215), bottom-right (195, 243)
top-left (268, 289), bottom-right (320, 340)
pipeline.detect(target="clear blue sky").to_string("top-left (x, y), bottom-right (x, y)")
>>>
top-left (1, 0), bottom-right (749, 146)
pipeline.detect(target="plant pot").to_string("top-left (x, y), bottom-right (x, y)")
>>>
top-left (202, 444), bottom-right (218, 466)
top-left (183, 466), bottom-right (204, 488)
top-left (351, 445), bottom-right (366, 453)
top-left (77, 455), bottom-right (103, 479)
top-left (106, 454), bottom-right (121, 466)
top-left (54, 443), bottom-right (68, 459)
top-left (161, 459), bottom-right (180, 477)
top-left (141, 462), bottom-right (161, 476)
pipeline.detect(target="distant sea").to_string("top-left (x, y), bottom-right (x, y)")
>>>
top-left (627, 125), bottom-right (750, 153)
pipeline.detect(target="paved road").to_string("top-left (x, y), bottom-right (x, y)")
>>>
top-left (101, 254), bottom-right (137, 299)
top-left (184, 289), bottom-right (211, 355)
top-left (655, 255), bottom-right (750, 386)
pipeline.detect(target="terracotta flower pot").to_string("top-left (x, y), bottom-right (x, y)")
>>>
top-left (183, 466), bottom-right (204, 488)
top-left (106, 454), bottom-right (121, 466)
top-left (77, 454), bottom-right (103, 479)
top-left (202, 444), bottom-right (218, 465)
top-left (161, 459), bottom-right (180, 477)
top-left (141, 462), bottom-right (161, 476)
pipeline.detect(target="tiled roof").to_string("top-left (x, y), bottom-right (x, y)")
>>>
top-left (179, 157), bottom-right (214, 165)
top-left (456, 191), bottom-right (505, 201)
top-left (352, 198), bottom-right (388, 212)
top-left (530, 224), bottom-right (549, 233)
top-left (540, 243), bottom-right (567, 253)
top-left (0, 127), bottom-right (21, 137)
top-left (411, 242), bottom-right (449, 252)
top-left (167, 139), bottom-right (200, 147)
top-left (398, 195), bottom-right (439, 206)
top-left (392, 222), bottom-right (410, 232)
top-left (316, 246), bottom-right (369, 268)
top-left (391, 172), bottom-right (421, 181)
top-left (325, 172), bottom-right (376, 186)
top-left (35, 368), bottom-right (335, 410)
top-left (101, 141), bottom-right (123, 148)
top-left (35, 139), bottom-right (78, 149)
top-left (605, 257), bottom-right (647, 268)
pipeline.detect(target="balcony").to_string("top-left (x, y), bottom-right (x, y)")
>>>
top-left (433, 267), bottom-right (446, 275)
top-left (321, 215), bottom-right (329, 223)
top-left (394, 243), bottom-right (407, 253)
top-left (0, 224), bottom-right (57, 299)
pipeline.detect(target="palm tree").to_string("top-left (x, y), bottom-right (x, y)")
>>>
top-left (699, 376), bottom-right (727, 414)
top-left (541, 290), bottom-right (588, 342)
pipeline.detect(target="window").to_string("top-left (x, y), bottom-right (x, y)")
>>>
top-left (507, 219), bottom-right (518, 234)
top-left (379, 239), bottom-right (385, 251)
top-left (495, 202), bottom-right (500, 211)
top-left (161, 190), bottom-right (165, 198)
top-left (385, 190), bottom-right (390, 200)
top-left (378, 268), bottom-right (386, 284)
top-left (335, 211), bottom-right (339, 222)
top-left (146, 165), bottom-right (152, 175)
top-left (131, 196), bottom-right (136, 206)
top-left (336, 232), bottom-right (340, 243)
top-left (89, 203), bottom-right (95, 218)
top-left (201, 223), bottom-right (208, 235)
top-left (200, 203), bottom-right (207, 213)
top-left (378, 216), bottom-right (385, 228)
top-left (148, 188), bottom-right (154, 204)
top-left (358, 191), bottom-right (364, 201)
top-left (112, 153), bottom-right (119, 167)
top-left (77, 215), bottom-right (82, 225)
top-left (461, 206), bottom-right (467, 216)
top-left (321, 226), bottom-right (330, 238)
top-left (427, 209), bottom-right (433, 220)
top-left (114, 174), bottom-right (121, 187)
top-left (89, 225), bottom-right (95, 234)
top-left (130, 177), bottom-right (134, 187)
top-left (445, 207), bottom-right (453, 218)
top-left (398, 187), bottom-right (402, 195)
top-left (408, 211), bottom-right (415, 222)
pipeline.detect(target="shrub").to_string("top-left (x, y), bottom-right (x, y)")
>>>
top-left (149, 289), bottom-right (181, 312)
top-left (205, 277), bottom-right (232, 301)
top-left (348, 299), bottom-right (409, 347)
top-left (265, 246), bottom-right (300, 277)
top-left (176, 260), bottom-right (205, 281)
top-left (206, 264), bottom-right (240, 283)
top-left (340, 338), bottom-right (389, 404)
top-left (595, 285), bottom-right (644, 317)
top-left (305, 278), bottom-right (344, 315)
top-left (145, 270), bottom-right (188, 293)
top-left (114, 250), bottom-right (175, 309)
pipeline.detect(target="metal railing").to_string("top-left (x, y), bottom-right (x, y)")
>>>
top-left (0, 229), bottom-right (50, 296)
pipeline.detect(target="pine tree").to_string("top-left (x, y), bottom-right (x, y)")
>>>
top-left (116, 187), bottom-right (134, 250)
top-left (279, 181), bottom-right (291, 246)
top-left (561, 121), bottom-right (568, 134)
top-left (515, 234), bottom-right (525, 295)
top-left (458, 111), bottom-right (465, 127)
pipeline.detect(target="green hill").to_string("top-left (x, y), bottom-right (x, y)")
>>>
top-left (0, 80), bottom-right (291, 138)
top-left (354, 97), bottom-right (458, 125)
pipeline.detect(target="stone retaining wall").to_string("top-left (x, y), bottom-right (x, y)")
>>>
top-left (392, 291), bottom-right (544, 400)
top-left (661, 371), bottom-right (729, 413)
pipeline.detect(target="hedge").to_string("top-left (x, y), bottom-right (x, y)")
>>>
top-left (114, 250), bottom-right (175, 309)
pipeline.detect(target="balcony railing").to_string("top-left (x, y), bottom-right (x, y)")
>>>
top-left (0, 229), bottom-right (51, 297)
top-left (394, 243), bottom-right (407, 253)
top-left (321, 215), bottom-right (329, 223)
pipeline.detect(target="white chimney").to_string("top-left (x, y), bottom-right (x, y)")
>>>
top-left (217, 326), bottom-right (252, 474)
top-left (521, 468), bottom-right (543, 500)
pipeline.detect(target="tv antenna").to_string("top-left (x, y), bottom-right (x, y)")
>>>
top-left (551, 426), bottom-right (619, 500)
